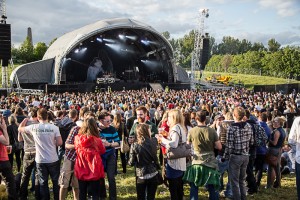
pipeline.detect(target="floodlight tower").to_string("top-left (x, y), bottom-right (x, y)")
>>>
top-left (0, 0), bottom-right (10, 88)
top-left (191, 8), bottom-right (209, 90)
top-left (0, 0), bottom-right (6, 23)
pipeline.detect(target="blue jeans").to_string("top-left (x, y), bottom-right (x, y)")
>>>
top-left (190, 183), bottom-right (219, 200)
top-left (296, 162), bottom-right (300, 200)
top-left (36, 160), bottom-right (60, 200)
top-left (288, 146), bottom-right (296, 171)
top-left (217, 156), bottom-right (232, 198)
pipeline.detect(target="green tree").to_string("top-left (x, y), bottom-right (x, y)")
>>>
top-left (206, 54), bottom-right (222, 72)
top-left (217, 36), bottom-right (240, 55)
top-left (11, 45), bottom-right (20, 63)
top-left (252, 42), bottom-right (266, 51)
top-left (180, 30), bottom-right (195, 68)
top-left (268, 38), bottom-right (281, 52)
top-left (263, 51), bottom-right (284, 77)
top-left (281, 47), bottom-right (300, 78)
top-left (221, 54), bottom-right (233, 72)
top-left (238, 39), bottom-right (252, 54)
top-left (33, 42), bottom-right (48, 60)
top-left (161, 31), bottom-right (170, 40)
top-left (241, 51), bottom-right (263, 75)
top-left (18, 37), bottom-right (34, 63)
top-left (231, 54), bottom-right (244, 73)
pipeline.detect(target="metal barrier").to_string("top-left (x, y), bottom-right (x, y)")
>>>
top-left (13, 88), bottom-right (44, 95)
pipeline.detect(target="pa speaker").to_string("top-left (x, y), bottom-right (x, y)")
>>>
top-left (0, 24), bottom-right (11, 59)
top-left (199, 38), bottom-right (209, 70)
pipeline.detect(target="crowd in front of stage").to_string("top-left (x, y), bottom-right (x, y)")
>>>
top-left (0, 87), bottom-right (299, 200)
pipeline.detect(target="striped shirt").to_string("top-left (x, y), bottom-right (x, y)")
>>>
top-left (100, 126), bottom-right (120, 153)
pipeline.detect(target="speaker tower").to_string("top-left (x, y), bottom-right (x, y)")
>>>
top-left (0, 24), bottom-right (11, 61)
top-left (199, 38), bottom-right (209, 70)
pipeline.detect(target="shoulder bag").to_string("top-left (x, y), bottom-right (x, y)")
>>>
top-left (166, 125), bottom-right (191, 159)
top-left (120, 123), bottom-right (130, 153)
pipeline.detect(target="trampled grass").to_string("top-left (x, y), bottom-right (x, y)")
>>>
top-left (0, 161), bottom-right (297, 199)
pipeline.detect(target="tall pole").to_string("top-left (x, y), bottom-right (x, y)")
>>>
top-left (191, 8), bottom-right (209, 90)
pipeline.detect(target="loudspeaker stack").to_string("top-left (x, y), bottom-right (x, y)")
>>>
top-left (0, 24), bottom-right (11, 65)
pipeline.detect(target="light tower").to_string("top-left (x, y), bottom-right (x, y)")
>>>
top-left (190, 8), bottom-right (209, 90)
top-left (0, 0), bottom-right (6, 23)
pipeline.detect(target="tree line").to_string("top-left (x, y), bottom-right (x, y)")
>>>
top-left (163, 31), bottom-right (300, 79)
top-left (11, 31), bottom-right (300, 79)
top-left (11, 37), bottom-right (56, 64)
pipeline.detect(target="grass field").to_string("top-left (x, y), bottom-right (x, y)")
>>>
top-left (0, 160), bottom-right (297, 200)
top-left (202, 71), bottom-right (300, 90)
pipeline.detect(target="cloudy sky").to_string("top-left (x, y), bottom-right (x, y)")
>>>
top-left (5, 0), bottom-right (300, 47)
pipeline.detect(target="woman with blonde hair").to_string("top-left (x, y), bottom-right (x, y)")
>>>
top-left (128, 124), bottom-right (160, 200)
top-left (266, 116), bottom-right (286, 189)
top-left (156, 109), bottom-right (187, 200)
top-left (74, 117), bottom-right (106, 199)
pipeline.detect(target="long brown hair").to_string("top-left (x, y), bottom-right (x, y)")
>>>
top-left (112, 113), bottom-right (122, 129)
top-left (136, 124), bottom-right (150, 145)
top-left (80, 117), bottom-right (99, 137)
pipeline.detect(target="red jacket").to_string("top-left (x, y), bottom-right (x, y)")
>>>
top-left (74, 134), bottom-right (106, 181)
top-left (0, 131), bottom-right (8, 161)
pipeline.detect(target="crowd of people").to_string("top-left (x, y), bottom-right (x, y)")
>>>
top-left (0, 87), bottom-right (299, 200)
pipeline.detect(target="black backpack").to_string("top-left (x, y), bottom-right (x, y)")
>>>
top-left (59, 122), bottom-right (76, 150)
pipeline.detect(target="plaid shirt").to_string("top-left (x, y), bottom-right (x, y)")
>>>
top-left (65, 126), bottom-right (80, 161)
top-left (224, 122), bottom-right (254, 159)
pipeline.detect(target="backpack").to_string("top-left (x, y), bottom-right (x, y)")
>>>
top-left (250, 123), bottom-right (268, 147)
top-left (59, 122), bottom-right (76, 150)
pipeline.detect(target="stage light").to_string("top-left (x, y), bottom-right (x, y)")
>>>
top-left (96, 37), bottom-right (103, 42)
top-left (141, 39), bottom-right (150, 46)
top-left (74, 42), bottom-right (87, 53)
top-left (105, 43), bottom-right (120, 51)
top-left (103, 38), bottom-right (115, 43)
top-left (90, 36), bottom-right (95, 43)
top-left (119, 34), bottom-right (125, 40)
top-left (126, 35), bottom-right (137, 40)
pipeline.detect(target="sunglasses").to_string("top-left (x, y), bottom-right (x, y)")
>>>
top-left (102, 119), bottom-right (112, 123)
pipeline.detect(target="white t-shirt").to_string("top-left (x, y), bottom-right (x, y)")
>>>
top-left (288, 116), bottom-right (300, 165)
top-left (24, 122), bottom-right (61, 163)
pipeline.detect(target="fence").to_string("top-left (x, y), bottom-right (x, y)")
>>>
top-left (254, 83), bottom-right (300, 94)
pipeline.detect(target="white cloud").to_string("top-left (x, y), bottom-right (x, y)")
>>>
top-left (258, 0), bottom-right (298, 17)
top-left (5, 0), bottom-right (300, 47)
top-left (234, 31), bottom-right (300, 46)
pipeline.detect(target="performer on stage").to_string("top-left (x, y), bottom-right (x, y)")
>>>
top-left (86, 58), bottom-right (104, 82)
